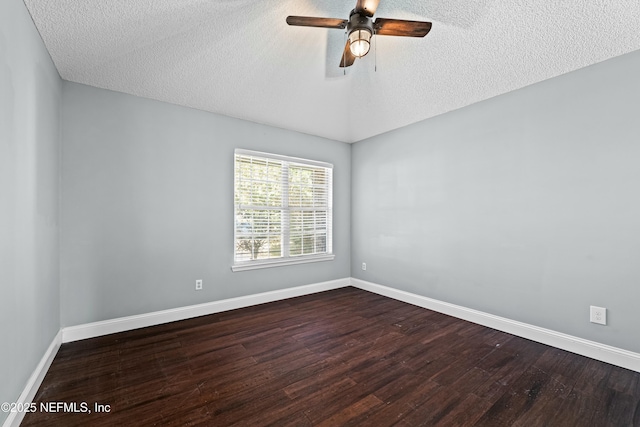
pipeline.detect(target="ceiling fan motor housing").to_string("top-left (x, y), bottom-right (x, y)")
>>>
top-left (348, 10), bottom-right (374, 35)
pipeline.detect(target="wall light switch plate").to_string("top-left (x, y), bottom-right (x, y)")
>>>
top-left (590, 306), bottom-right (606, 325)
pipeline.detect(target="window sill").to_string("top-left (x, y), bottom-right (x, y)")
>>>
top-left (232, 254), bottom-right (335, 272)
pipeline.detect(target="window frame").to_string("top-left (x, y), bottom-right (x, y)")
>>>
top-left (232, 149), bottom-right (334, 272)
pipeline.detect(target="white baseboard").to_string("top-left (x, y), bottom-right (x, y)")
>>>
top-left (3, 330), bottom-right (62, 427)
top-left (351, 278), bottom-right (640, 373)
top-left (62, 278), bottom-right (350, 343)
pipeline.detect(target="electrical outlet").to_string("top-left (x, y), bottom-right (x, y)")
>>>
top-left (590, 306), bottom-right (606, 325)
top-left (362, 262), bottom-right (366, 271)
top-left (195, 280), bottom-right (203, 291)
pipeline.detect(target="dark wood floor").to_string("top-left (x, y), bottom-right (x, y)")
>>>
top-left (22, 287), bottom-right (640, 426)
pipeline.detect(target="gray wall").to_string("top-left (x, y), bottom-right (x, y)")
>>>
top-left (352, 49), bottom-right (640, 353)
top-left (61, 82), bottom-right (351, 327)
top-left (0, 0), bottom-right (61, 423)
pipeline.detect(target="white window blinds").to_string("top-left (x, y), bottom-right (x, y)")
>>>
top-left (233, 149), bottom-right (333, 271)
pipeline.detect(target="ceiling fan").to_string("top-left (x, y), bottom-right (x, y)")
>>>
top-left (286, 0), bottom-right (432, 68)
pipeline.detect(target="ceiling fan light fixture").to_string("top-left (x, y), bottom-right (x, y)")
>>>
top-left (349, 29), bottom-right (372, 57)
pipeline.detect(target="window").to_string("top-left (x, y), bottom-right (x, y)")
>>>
top-left (232, 149), bottom-right (333, 271)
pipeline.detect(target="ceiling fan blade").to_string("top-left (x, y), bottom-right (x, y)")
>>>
top-left (355, 0), bottom-right (380, 17)
top-left (374, 18), bottom-right (432, 37)
top-left (286, 16), bottom-right (348, 29)
top-left (339, 39), bottom-right (356, 68)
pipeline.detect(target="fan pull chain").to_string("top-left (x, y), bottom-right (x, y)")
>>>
top-left (374, 31), bottom-right (377, 72)
top-left (343, 31), bottom-right (347, 76)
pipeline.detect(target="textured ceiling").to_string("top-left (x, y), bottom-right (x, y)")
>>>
top-left (23, 0), bottom-right (640, 143)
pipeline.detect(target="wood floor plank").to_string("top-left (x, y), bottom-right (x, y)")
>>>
top-left (396, 388), bottom-right (466, 426)
top-left (21, 287), bottom-right (640, 426)
top-left (315, 394), bottom-right (384, 427)
top-left (474, 366), bottom-right (557, 426)
top-left (433, 393), bottom-right (493, 426)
